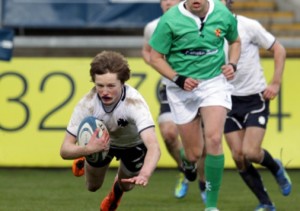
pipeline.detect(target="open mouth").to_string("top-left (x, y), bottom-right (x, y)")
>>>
top-left (101, 96), bottom-right (111, 103)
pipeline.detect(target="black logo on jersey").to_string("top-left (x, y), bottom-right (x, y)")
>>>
top-left (117, 118), bottom-right (128, 127)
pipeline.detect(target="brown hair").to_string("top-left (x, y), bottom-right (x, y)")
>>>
top-left (90, 51), bottom-right (131, 83)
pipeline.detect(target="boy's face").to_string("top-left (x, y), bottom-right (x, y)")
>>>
top-left (94, 72), bottom-right (123, 106)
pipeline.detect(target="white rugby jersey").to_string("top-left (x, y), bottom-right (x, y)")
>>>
top-left (229, 15), bottom-right (276, 96)
top-left (143, 17), bottom-right (160, 44)
top-left (144, 17), bottom-right (170, 85)
top-left (67, 84), bottom-right (155, 148)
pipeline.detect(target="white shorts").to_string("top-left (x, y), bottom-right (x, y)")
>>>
top-left (166, 74), bottom-right (233, 124)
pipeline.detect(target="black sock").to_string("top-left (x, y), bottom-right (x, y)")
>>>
top-left (198, 180), bottom-right (206, 192)
top-left (260, 149), bottom-right (280, 176)
top-left (113, 181), bottom-right (123, 200)
top-left (178, 166), bottom-right (184, 173)
top-left (239, 163), bottom-right (272, 205)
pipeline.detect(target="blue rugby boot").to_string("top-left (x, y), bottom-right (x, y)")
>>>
top-left (174, 172), bottom-right (189, 198)
top-left (255, 203), bottom-right (276, 211)
top-left (274, 159), bottom-right (292, 196)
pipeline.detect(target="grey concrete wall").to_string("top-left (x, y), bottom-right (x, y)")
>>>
top-left (12, 36), bottom-right (300, 57)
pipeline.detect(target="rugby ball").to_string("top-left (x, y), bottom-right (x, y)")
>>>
top-left (77, 116), bottom-right (109, 164)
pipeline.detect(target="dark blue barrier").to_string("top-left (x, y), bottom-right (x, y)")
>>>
top-left (1, 0), bottom-right (162, 28)
top-left (0, 28), bottom-right (14, 61)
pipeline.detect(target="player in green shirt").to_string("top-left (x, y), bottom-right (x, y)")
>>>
top-left (149, 0), bottom-right (241, 210)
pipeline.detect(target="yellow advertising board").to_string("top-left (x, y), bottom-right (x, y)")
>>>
top-left (0, 58), bottom-right (299, 168)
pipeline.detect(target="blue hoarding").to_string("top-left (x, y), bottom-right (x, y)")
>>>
top-left (1, 0), bottom-right (162, 28)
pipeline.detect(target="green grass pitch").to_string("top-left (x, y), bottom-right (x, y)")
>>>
top-left (0, 168), bottom-right (299, 210)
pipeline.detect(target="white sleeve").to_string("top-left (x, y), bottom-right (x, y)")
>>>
top-left (143, 18), bottom-right (159, 44)
top-left (66, 94), bottom-right (95, 136)
top-left (143, 23), bottom-right (152, 43)
top-left (249, 19), bottom-right (276, 50)
top-left (126, 93), bottom-right (155, 133)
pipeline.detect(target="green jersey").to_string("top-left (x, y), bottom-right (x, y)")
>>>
top-left (149, 0), bottom-right (238, 79)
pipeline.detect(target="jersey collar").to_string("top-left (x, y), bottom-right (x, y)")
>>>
top-left (179, 0), bottom-right (215, 29)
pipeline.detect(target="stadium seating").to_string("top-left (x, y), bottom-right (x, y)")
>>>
top-left (232, 0), bottom-right (300, 57)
